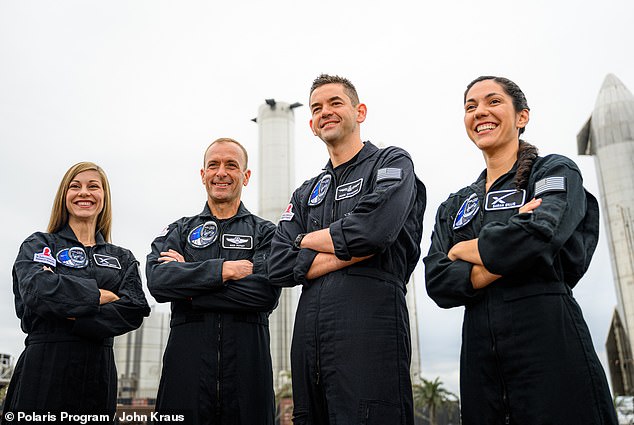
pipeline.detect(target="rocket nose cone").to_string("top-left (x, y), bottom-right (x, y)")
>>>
top-left (598, 73), bottom-right (634, 100)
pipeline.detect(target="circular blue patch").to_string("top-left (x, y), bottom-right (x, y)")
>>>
top-left (56, 247), bottom-right (88, 268)
top-left (453, 193), bottom-right (480, 230)
top-left (188, 221), bottom-right (218, 248)
top-left (308, 174), bottom-right (331, 206)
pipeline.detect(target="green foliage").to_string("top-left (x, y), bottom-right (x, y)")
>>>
top-left (412, 377), bottom-right (459, 425)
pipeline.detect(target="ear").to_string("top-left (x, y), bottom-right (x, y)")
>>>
top-left (356, 103), bottom-right (367, 124)
top-left (309, 119), bottom-right (317, 136)
top-left (200, 168), bottom-right (205, 184)
top-left (243, 169), bottom-right (251, 187)
top-left (516, 109), bottom-right (529, 129)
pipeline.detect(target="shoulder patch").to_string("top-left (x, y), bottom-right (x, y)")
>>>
top-left (377, 167), bottom-right (402, 182)
top-left (535, 176), bottom-right (567, 197)
top-left (453, 193), bottom-right (480, 230)
top-left (308, 174), bottom-right (332, 206)
top-left (335, 178), bottom-right (363, 201)
top-left (222, 234), bottom-right (253, 250)
top-left (485, 189), bottom-right (526, 211)
top-left (280, 204), bottom-right (295, 222)
top-left (33, 247), bottom-right (56, 267)
top-left (93, 254), bottom-right (122, 269)
top-left (56, 247), bottom-right (88, 268)
top-left (188, 221), bottom-right (218, 248)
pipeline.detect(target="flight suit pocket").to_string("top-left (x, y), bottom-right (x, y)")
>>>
top-left (358, 399), bottom-right (401, 425)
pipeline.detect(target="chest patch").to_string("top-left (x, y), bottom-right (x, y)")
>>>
top-left (453, 193), bottom-right (479, 230)
top-left (222, 234), bottom-right (253, 250)
top-left (308, 174), bottom-right (332, 206)
top-left (56, 247), bottom-right (88, 268)
top-left (93, 254), bottom-right (121, 269)
top-left (33, 247), bottom-right (57, 267)
top-left (335, 178), bottom-right (363, 201)
top-left (535, 176), bottom-right (567, 197)
top-left (188, 221), bottom-right (218, 248)
top-left (485, 189), bottom-right (526, 211)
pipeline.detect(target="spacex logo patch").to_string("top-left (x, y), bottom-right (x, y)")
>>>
top-left (485, 189), bottom-right (526, 211)
top-left (93, 254), bottom-right (122, 269)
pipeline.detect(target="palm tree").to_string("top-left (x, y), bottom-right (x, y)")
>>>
top-left (412, 377), bottom-right (458, 425)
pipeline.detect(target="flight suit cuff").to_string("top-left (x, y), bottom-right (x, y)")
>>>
top-left (329, 221), bottom-right (352, 261)
top-left (293, 248), bottom-right (319, 284)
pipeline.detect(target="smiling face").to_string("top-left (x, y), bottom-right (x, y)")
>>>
top-left (309, 83), bottom-right (367, 146)
top-left (200, 141), bottom-right (251, 207)
top-left (65, 170), bottom-right (105, 224)
top-left (464, 79), bottom-right (529, 154)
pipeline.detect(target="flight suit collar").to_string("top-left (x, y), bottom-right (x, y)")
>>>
top-left (199, 201), bottom-right (251, 221)
top-left (57, 224), bottom-right (106, 246)
top-left (323, 141), bottom-right (378, 173)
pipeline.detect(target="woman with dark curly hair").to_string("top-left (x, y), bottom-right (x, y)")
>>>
top-left (424, 76), bottom-right (617, 424)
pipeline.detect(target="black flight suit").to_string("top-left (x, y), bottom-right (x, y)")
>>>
top-left (424, 154), bottom-right (617, 425)
top-left (2, 225), bottom-right (150, 420)
top-left (268, 142), bottom-right (426, 425)
top-left (147, 202), bottom-right (280, 425)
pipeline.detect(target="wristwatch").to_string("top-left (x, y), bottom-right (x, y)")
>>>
top-left (293, 233), bottom-right (307, 250)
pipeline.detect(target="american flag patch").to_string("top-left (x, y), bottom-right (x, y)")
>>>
top-left (377, 167), bottom-right (402, 182)
top-left (534, 176), bottom-right (566, 197)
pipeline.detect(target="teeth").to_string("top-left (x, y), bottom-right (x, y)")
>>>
top-left (477, 123), bottom-right (497, 133)
top-left (77, 201), bottom-right (92, 206)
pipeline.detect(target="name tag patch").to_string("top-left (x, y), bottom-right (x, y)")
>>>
top-left (377, 168), bottom-right (402, 182)
top-left (535, 176), bottom-right (567, 197)
top-left (222, 234), bottom-right (253, 250)
top-left (335, 178), bottom-right (363, 201)
top-left (93, 254), bottom-right (121, 269)
top-left (453, 193), bottom-right (479, 230)
top-left (57, 247), bottom-right (88, 268)
top-left (485, 189), bottom-right (526, 211)
top-left (33, 247), bottom-right (57, 267)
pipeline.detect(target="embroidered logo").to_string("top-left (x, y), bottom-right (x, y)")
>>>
top-left (56, 247), bottom-right (88, 268)
top-left (453, 193), bottom-right (479, 230)
top-left (485, 189), bottom-right (526, 211)
top-left (535, 176), bottom-right (567, 197)
top-left (308, 174), bottom-right (332, 206)
top-left (222, 234), bottom-right (253, 250)
top-left (93, 254), bottom-right (122, 269)
top-left (335, 178), bottom-right (363, 201)
top-left (280, 204), bottom-right (295, 222)
top-left (188, 221), bottom-right (218, 248)
top-left (33, 247), bottom-right (57, 267)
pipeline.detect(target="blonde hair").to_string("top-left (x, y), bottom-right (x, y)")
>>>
top-left (47, 162), bottom-right (113, 242)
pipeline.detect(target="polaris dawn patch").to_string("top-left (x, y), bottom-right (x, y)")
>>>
top-left (335, 178), bottom-right (363, 201)
top-left (188, 221), bottom-right (218, 248)
top-left (377, 167), bottom-right (402, 182)
top-left (56, 247), bottom-right (88, 268)
top-left (535, 176), bottom-right (567, 197)
top-left (453, 193), bottom-right (479, 230)
top-left (485, 189), bottom-right (526, 211)
top-left (222, 234), bottom-right (253, 250)
top-left (93, 254), bottom-right (121, 269)
top-left (308, 174), bottom-right (331, 206)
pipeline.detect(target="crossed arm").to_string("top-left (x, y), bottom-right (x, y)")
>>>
top-left (448, 198), bottom-right (542, 289)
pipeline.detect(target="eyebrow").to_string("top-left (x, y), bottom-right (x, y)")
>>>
top-left (310, 95), bottom-right (345, 109)
top-left (465, 92), bottom-right (501, 104)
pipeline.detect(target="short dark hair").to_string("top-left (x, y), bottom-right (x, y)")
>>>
top-left (203, 137), bottom-right (249, 169)
top-left (309, 74), bottom-right (360, 105)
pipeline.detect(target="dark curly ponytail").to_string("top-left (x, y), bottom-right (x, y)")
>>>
top-left (465, 76), bottom-right (538, 189)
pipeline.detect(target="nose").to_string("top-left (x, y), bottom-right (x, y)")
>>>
top-left (216, 163), bottom-right (228, 177)
top-left (473, 103), bottom-right (488, 120)
top-left (78, 184), bottom-right (89, 197)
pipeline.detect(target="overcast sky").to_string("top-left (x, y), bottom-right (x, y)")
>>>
top-left (1, 0), bottom-right (633, 395)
